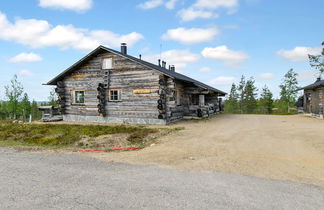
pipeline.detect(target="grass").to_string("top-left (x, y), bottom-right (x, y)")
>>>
top-left (0, 122), bottom-right (159, 148)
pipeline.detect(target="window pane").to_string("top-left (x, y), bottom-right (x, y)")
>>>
top-left (110, 90), bottom-right (120, 101)
top-left (102, 58), bottom-right (112, 69)
top-left (75, 91), bottom-right (84, 103)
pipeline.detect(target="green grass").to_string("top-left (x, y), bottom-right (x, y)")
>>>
top-left (0, 122), bottom-right (159, 148)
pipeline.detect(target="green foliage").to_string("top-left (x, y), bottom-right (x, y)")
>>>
top-left (243, 78), bottom-right (258, 113)
top-left (259, 86), bottom-right (273, 114)
top-left (0, 122), bottom-right (158, 147)
top-left (308, 42), bottom-right (324, 75)
top-left (224, 76), bottom-right (258, 114)
top-left (48, 88), bottom-right (58, 106)
top-left (1, 75), bottom-right (42, 121)
top-left (279, 69), bottom-right (299, 113)
top-left (225, 83), bottom-right (239, 113)
top-left (5, 75), bottom-right (24, 119)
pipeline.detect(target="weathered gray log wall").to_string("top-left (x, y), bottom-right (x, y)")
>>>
top-left (59, 51), bottom-right (162, 121)
top-left (304, 87), bottom-right (324, 115)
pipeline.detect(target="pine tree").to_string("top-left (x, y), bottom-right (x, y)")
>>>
top-left (279, 69), bottom-right (298, 113)
top-left (225, 83), bottom-right (239, 113)
top-left (237, 75), bottom-right (246, 113)
top-left (243, 77), bottom-right (258, 113)
top-left (308, 42), bottom-right (324, 77)
top-left (259, 86), bottom-right (273, 114)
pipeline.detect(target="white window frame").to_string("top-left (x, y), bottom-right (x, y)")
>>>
top-left (109, 89), bottom-right (121, 101)
top-left (102, 58), bottom-right (113, 70)
top-left (72, 90), bottom-right (85, 104)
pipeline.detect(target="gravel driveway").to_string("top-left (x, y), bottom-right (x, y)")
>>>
top-left (0, 148), bottom-right (323, 210)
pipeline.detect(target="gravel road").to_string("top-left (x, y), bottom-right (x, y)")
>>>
top-left (0, 148), bottom-right (323, 210)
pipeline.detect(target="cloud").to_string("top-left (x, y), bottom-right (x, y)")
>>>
top-left (209, 76), bottom-right (236, 86)
top-left (138, 0), bottom-right (164, 9)
top-left (165, 0), bottom-right (178, 9)
top-left (9, 53), bottom-right (42, 63)
top-left (178, 8), bottom-right (217, 22)
top-left (201, 46), bottom-right (249, 67)
top-left (277, 47), bottom-right (322, 62)
top-left (193, 0), bottom-right (239, 10)
top-left (0, 12), bottom-right (143, 51)
top-left (19, 70), bottom-right (33, 77)
top-left (259, 73), bottom-right (275, 80)
top-left (178, 0), bottom-right (238, 21)
top-left (162, 27), bottom-right (218, 44)
top-left (142, 49), bottom-right (200, 69)
top-left (199, 67), bottom-right (212, 73)
top-left (38, 0), bottom-right (93, 12)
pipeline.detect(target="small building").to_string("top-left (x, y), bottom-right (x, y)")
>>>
top-left (300, 78), bottom-right (324, 118)
top-left (45, 44), bottom-right (226, 124)
top-left (38, 106), bottom-right (63, 122)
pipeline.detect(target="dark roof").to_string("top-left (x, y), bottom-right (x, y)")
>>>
top-left (299, 78), bottom-right (324, 90)
top-left (46, 45), bottom-right (226, 96)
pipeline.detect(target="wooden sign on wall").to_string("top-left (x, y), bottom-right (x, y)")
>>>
top-left (133, 89), bottom-right (151, 94)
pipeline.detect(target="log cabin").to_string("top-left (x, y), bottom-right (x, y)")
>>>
top-left (299, 77), bottom-right (324, 118)
top-left (45, 44), bottom-right (226, 124)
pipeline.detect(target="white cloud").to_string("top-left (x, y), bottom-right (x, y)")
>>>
top-left (0, 12), bottom-right (143, 51)
top-left (9, 53), bottom-right (42, 63)
top-left (199, 67), bottom-right (212, 73)
top-left (142, 49), bottom-right (200, 69)
top-left (162, 27), bottom-right (218, 44)
top-left (38, 0), bottom-right (93, 12)
top-left (209, 76), bottom-right (236, 86)
top-left (178, 8), bottom-right (217, 22)
top-left (193, 0), bottom-right (239, 10)
top-left (165, 0), bottom-right (178, 9)
top-left (259, 73), bottom-right (275, 80)
top-left (178, 0), bottom-right (238, 21)
top-left (201, 46), bottom-right (249, 67)
top-left (277, 47), bottom-right (322, 62)
top-left (138, 0), bottom-right (164, 9)
top-left (19, 70), bottom-right (33, 77)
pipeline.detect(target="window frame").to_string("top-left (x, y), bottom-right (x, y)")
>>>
top-left (109, 89), bottom-right (122, 102)
top-left (101, 57), bottom-right (113, 70)
top-left (71, 90), bottom-right (85, 105)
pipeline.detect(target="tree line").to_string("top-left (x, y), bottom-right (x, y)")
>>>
top-left (225, 42), bottom-right (324, 115)
top-left (0, 75), bottom-right (43, 121)
top-left (224, 68), bottom-right (299, 114)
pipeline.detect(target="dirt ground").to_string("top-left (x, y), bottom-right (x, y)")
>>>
top-left (81, 114), bottom-right (324, 187)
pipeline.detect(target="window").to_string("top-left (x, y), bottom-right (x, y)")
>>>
top-left (73, 91), bottom-right (85, 104)
top-left (191, 95), bottom-right (199, 105)
top-left (109, 89), bottom-right (121, 101)
top-left (102, 58), bottom-right (112, 69)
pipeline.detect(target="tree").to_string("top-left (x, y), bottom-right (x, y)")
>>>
top-left (259, 86), bottom-right (273, 114)
top-left (308, 42), bottom-right (324, 77)
top-left (243, 77), bottom-right (258, 113)
top-left (20, 93), bottom-right (31, 120)
top-left (48, 88), bottom-right (57, 106)
top-left (225, 83), bottom-right (239, 113)
top-left (279, 69), bottom-right (298, 113)
top-left (237, 75), bottom-right (246, 113)
top-left (5, 75), bottom-right (24, 119)
top-left (31, 100), bottom-right (41, 120)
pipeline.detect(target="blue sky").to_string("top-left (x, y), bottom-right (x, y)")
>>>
top-left (0, 0), bottom-right (323, 101)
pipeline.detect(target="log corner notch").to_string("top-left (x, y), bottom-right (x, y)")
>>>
top-left (55, 81), bottom-right (65, 114)
top-left (97, 83), bottom-right (106, 116)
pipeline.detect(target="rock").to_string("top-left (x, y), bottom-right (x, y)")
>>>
top-left (189, 157), bottom-right (195, 160)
